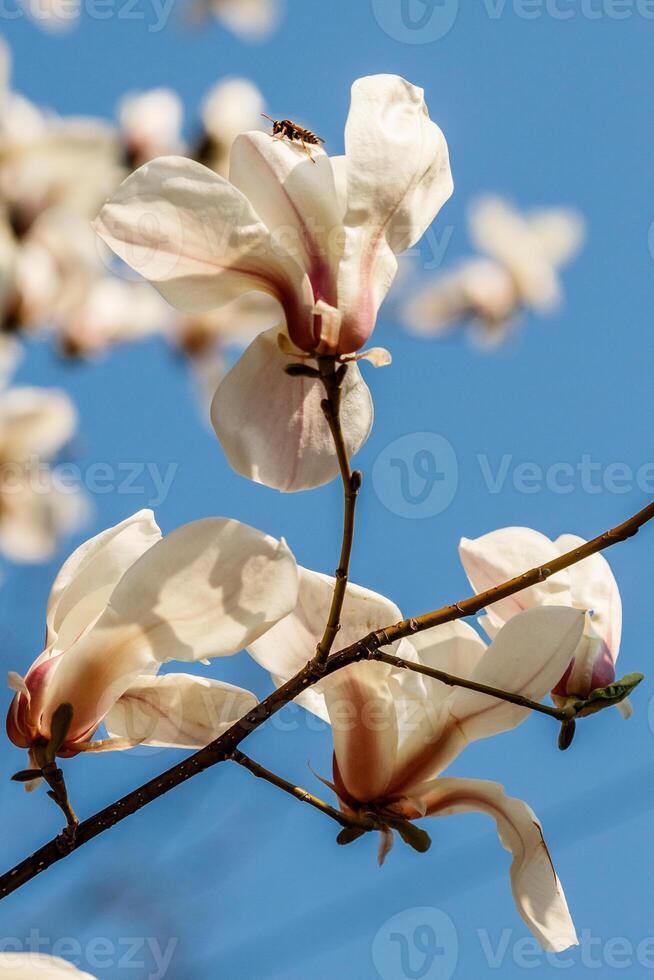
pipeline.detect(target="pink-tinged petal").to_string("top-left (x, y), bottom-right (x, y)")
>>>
top-left (94, 156), bottom-right (315, 340)
top-left (327, 667), bottom-right (398, 804)
top-left (419, 777), bottom-right (577, 953)
top-left (46, 509), bottom-right (162, 648)
top-left (210, 327), bottom-right (373, 492)
top-left (0, 952), bottom-right (96, 978)
top-left (104, 673), bottom-right (257, 749)
top-left (554, 533), bottom-right (622, 659)
top-left (459, 527), bottom-right (572, 634)
top-left (38, 518), bottom-right (298, 745)
top-left (336, 75), bottom-right (453, 352)
top-left (390, 608), bottom-right (584, 794)
top-left (0, 386), bottom-right (76, 461)
top-left (230, 133), bottom-right (343, 349)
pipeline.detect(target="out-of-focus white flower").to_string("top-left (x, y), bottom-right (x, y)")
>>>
top-left (402, 196), bottom-right (584, 344)
top-left (248, 567), bottom-right (583, 951)
top-left (0, 952), bottom-right (95, 977)
top-left (7, 510), bottom-right (298, 762)
top-left (96, 74), bottom-right (453, 492)
top-left (459, 526), bottom-right (627, 714)
top-left (59, 277), bottom-right (172, 357)
top-left (191, 0), bottom-right (282, 40)
top-left (0, 377), bottom-right (85, 562)
top-left (19, 0), bottom-right (80, 32)
top-left (119, 89), bottom-right (185, 169)
top-left (197, 78), bottom-right (265, 177)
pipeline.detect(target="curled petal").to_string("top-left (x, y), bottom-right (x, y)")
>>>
top-left (94, 156), bottom-right (315, 339)
top-left (104, 673), bottom-right (258, 748)
top-left (211, 327), bottom-right (373, 491)
top-left (419, 777), bottom-right (577, 953)
top-left (335, 75), bottom-right (453, 352)
top-left (46, 509), bottom-right (162, 648)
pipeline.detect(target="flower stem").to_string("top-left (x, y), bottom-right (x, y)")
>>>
top-left (0, 499), bottom-right (652, 901)
top-left (231, 750), bottom-right (376, 832)
top-left (313, 357), bottom-right (361, 666)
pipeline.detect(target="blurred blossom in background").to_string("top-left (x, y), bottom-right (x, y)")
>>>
top-left (0, 3), bottom-right (653, 979)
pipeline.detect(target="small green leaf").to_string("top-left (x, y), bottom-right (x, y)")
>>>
top-left (11, 768), bottom-right (43, 783)
top-left (336, 826), bottom-right (367, 846)
top-left (577, 673), bottom-right (644, 717)
top-left (45, 703), bottom-right (74, 763)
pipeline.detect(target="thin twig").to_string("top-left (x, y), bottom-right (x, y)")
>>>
top-left (372, 651), bottom-right (573, 720)
top-left (1, 499), bottom-right (652, 901)
top-left (313, 357), bottom-right (361, 665)
top-left (231, 750), bottom-right (376, 832)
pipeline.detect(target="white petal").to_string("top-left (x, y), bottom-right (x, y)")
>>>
top-left (420, 777), bottom-right (577, 952)
top-left (210, 327), bottom-right (373, 492)
top-left (344, 75), bottom-right (453, 255)
top-left (250, 566), bottom-right (405, 766)
top-left (554, 533), bottom-right (622, 657)
top-left (459, 527), bottom-right (572, 634)
top-left (527, 209), bottom-right (585, 266)
top-left (209, 0), bottom-right (280, 39)
top-left (94, 156), bottom-right (315, 339)
top-left (40, 518), bottom-right (297, 741)
top-left (0, 953), bottom-right (96, 978)
top-left (46, 509), bottom-right (162, 647)
top-left (449, 607), bottom-right (585, 743)
top-left (105, 673), bottom-right (257, 748)
top-left (230, 132), bottom-right (344, 350)
top-left (335, 75), bottom-right (453, 352)
top-left (201, 79), bottom-right (265, 146)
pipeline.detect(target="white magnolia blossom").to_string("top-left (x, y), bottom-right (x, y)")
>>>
top-left (0, 952), bottom-right (95, 977)
top-left (7, 510), bottom-right (298, 762)
top-left (248, 567), bottom-right (584, 951)
top-left (459, 526), bottom-right (626, 713)
top-left (198, 78), bottom-right (266, 178)
top-left (191, 0), bottom-right (282, 39)
top-left (119, 88), bottom-right (185, 168)
top-left (19, 0), bottom-right (80, 32)
top-left (0, 373), bottom-right (85, 562)
top-left (95, 74), bottom-right (453, 492)
top-left (403, 196), bottom-right (584, 344)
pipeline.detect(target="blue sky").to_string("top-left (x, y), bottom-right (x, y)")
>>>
top-left (1, 1), bottom-right (654, 977)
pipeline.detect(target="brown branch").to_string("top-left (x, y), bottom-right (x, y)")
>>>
top-left (313, 357), bottom-right (361, 665)
top-left (0, 499), bottom-right (652, 901)
top-left (231, 750), bottom-right (377, 832)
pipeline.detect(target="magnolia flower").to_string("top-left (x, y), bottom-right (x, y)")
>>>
top-left (191, 0), bottom-right (282, 39)
top-left (95, 74), bottom-right (453, 491)
top-left (247, 568), bottom-right (584, 951)
top-left (403, 196), bottom-right (584, 345)
top-left (0, 953), bottom-right (94, 977)
top-left (0, 43), bottom-right (119, 224)
top-left (196, 78), bottom-right (265, 178)
top-left (19, 0), bottom-right (80, 32)
top-left (7, 510), bottom-right (298, 766)
top-left (0, 378), bottom-right (85, 562)
top-left (458, 526), bottom-right (626, 714)
top-left (119, 89), bottom-right (185, 169)
top-left (59, 277), bottom-right (171, 357)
